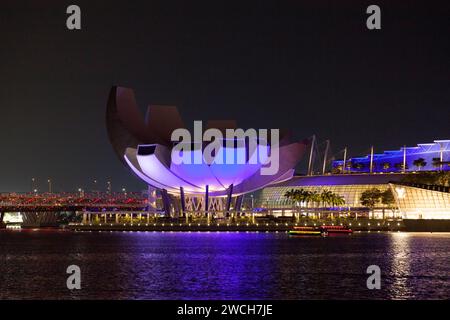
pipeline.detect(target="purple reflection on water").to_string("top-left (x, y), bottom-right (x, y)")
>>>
top-left (0, 230), bottom-right (449, 299)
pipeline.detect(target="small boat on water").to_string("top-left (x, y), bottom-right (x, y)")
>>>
top-left (320, 225), bottom-right (353, 235)
top-left (288, 226), bottom-right (322, 236)
top-left (289, 225), bottom-right (352, 236)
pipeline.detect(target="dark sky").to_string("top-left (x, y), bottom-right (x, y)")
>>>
top-left (0, 0), bottom-right (449, 192)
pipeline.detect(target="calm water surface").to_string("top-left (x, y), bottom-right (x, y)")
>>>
top-left (0, 230), bottom-right (449, 299)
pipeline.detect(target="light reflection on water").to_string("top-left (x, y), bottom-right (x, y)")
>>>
top-left (387, 233), bottom-right (413, 299)
top-left (0, 230), bottom-right (449, 300)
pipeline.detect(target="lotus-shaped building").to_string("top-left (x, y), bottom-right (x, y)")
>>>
top-left (106, 86), bottom-right (307, 213)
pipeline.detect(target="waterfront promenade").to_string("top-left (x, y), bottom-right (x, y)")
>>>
top-left (67, 216), bottom-right (405, 232)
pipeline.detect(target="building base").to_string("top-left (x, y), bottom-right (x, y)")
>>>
top-left (403, 219), bottom-right (450, 232)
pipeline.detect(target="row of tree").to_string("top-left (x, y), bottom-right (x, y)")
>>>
top-left (334, 157), bottom-right (446, 173)
top-left (284, 189), bottom-right (345, 208)
top-left (401, 171), bottom-right (450, 187)
top-left (284, 187), bottom-right (398, 219)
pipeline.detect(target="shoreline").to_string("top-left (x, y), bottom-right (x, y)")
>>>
top-left (66, 221), bottom-right (403, 232)
top-left (4, 219), bottom-right (450, 232)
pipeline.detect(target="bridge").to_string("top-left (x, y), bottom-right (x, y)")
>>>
top-left (0, 192), bottom-right (152, 227)
top-left (0, 192), bottom-right (148, 213)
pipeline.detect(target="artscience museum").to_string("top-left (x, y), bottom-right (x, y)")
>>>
top-left (106, 86), bottom-right (308, 214)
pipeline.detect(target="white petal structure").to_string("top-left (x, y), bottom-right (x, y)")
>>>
top-left (107, 86), bottom-right (308, 197)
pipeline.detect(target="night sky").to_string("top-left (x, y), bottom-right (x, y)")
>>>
top-left (0, 0), bottom-right (449, 192)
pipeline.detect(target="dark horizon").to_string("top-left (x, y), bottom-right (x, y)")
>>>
top-left (1, 0), bottom-right (449, 192)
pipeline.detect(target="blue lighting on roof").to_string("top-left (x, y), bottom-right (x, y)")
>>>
top-left (332, 140), bottom-right (450, 173)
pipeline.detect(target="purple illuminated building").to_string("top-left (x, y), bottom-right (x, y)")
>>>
top-left (106, 86), bottom-right (308, 214)
top-left (332, 140), bottom-right (450, 173)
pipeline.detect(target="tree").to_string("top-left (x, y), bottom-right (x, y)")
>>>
top-left (360, 188), bottom-right (382, 218)
top-left (285, 189), bottom-right (313, 205)
top-left (382, 162), bottom-right (391, 171)
top-left (432, 157), bottom-right (442, 170)
top-left (318, 189), bottom-right (345, 219)
top-left (413, 158), bottom-right (427, 171)
top-left (353, 163), bottom-right (365, 170)
top-left (320, 190), bottom-right (333, 207)
top-left (330, 193), bottom-right (345, 207)
top-left (285, 189), bottom-right (346, 219)
top-left (284, 189), bottom-right (314, 216)
top-left (381, 189), bottom-right (396, 219)
top-left (394, 162), bottom-right (408, 171)
top-left (401, 171), bottom-right (450, 187)
top-left (332, 165), bottom-right (343, 174)
top-left (345, 162), bottom-right (353, 172)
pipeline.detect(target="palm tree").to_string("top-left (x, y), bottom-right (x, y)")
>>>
top-left (394, 162), bottom-right (408, 171)
top-left (284, 189), bottom-right (313, 216)
top-left (320, 190), bottom-right (333, 207)
top-left (413, 158), bottom-right (427, 171)
top-left (382, 162), bottom-right (391, 171)
top-left (353, 163), bottom-right (365, 170)
top-left (345, 162), bottom-right (353, 173)
top-left (331, 193), bottom-right (345, 207)
top-left (432, 157), bottom-right (442, 171)
top-left (332, 165), bottom-right (343, 174)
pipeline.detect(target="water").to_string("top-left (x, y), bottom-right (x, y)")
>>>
top-left (0, 230), bottom-right (449, 300)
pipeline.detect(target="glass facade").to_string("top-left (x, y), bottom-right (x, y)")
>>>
top-left (391, 184), bottom-right (450, 219)
top-left (251, 174), bottom-right (450, 219)
top-left (255, 184), bottom-right (390, 209)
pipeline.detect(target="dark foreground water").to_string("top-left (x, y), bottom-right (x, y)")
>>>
top-left (0, 230), bottom-right (449, 300)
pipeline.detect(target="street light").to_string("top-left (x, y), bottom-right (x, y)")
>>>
top-left (31, 177), bottom-right (36, 193)
top-left (47, 178), bottom-right (52, 193)
top-left (107, 181), bottom-right (111, 194)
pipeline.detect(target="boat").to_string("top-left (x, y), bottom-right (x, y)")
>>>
top-left (289, 225), bottom-right (353, 236)
top-left (288, 226), bottom-right (322, 236)
top-left (320, 225), bottom-right (353, 235)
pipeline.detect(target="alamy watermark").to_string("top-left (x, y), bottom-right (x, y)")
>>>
top-left (366, 265), bottom-right (381, 289)
top-left (66, 5), bottom-right (81, 30)
top-left (66, 264), bottom-right (81, 290)
top-left (171, 121), bottom-right (280, 175)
